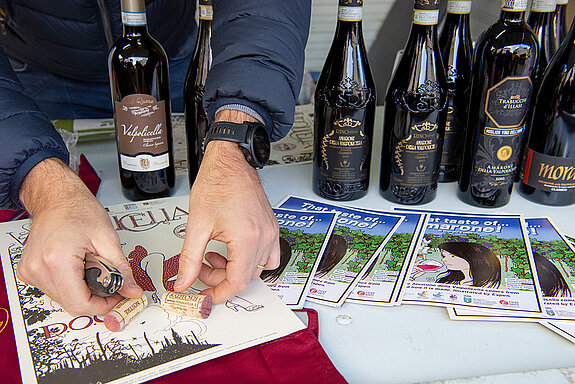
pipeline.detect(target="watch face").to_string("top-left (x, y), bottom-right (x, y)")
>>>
top-left (251, 124), bottom-right (271, 167)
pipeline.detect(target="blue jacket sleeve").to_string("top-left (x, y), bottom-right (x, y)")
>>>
top-left (0, 46), bottom-right (69, 210)
top-left (203, 0), bottom-right (311, 141)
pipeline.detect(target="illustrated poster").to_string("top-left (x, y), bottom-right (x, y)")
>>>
top-left (1, 195), bottom-right (305, 384)
top-left (397, 211), bottom-right (543, 314)
top-left (278, 196), bottom-right (404, 307)
top-left (264, 208), bottom-right (337, 308)
top-left (448, 218), bottom-right (575, 321)
top-left (346, 211), bottom-right (429, 306)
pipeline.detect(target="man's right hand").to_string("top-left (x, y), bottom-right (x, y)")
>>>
top-left (16, 158), bottom-right (142, 316)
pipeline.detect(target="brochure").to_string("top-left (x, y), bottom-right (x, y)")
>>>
top-left (277, 196), bottom-right (404, 306)
top-left (346, 211), bottom-right (429, 306)
top-left (397, 211), bottom-right (543, 314)
top-left (264, 208), bottom-right (337, 308)
top-left (1, 195), bottom-right (305, 384)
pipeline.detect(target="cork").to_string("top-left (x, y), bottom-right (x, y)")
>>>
top-left (104, 295), bottom-right (148, 332)
top-left (160, 291), bottom-right (212, 319)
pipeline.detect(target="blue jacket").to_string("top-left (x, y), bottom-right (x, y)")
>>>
top-left (0, 0), bottom-right (310, 210)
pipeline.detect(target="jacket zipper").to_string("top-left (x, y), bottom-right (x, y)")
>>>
top-left (0, 8), bottom-right (7, 35)
top-left (96, 0), bottom-right (114, 48)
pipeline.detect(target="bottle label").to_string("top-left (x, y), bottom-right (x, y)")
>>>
top-left (121, 11), bottom-right (147, 26)
top-left (392, 120), bottom-right (441, 188)
top-left (115, 94), bottom-right (170, 172)
top-left (557, 0), bottom-right (568, 5)
top-left (338, 0), bottom-right (363, 21)
top-left (320, 117), bottom-right (370, 187)
top-left (531, 0), bottom-right (556, 12)
top-left (470, 76), bottom-right (532, 189)
top-left (447, 0), bottom-right (472, 14)
top-left (413, 0), bottom-right (440, 24)
top-left (199, 4), bottom-right (213, 20)
top-left (523, 149), bottom-right (575, 192)
top-left (500, 0), bottom-right (528, 11)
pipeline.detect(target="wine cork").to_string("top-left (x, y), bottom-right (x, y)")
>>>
top-left (104, 296), bottom-right (148, 332)
top-left (160, 291), bottom-right (212, 319)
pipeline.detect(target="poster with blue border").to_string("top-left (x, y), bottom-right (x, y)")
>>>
top-left (277, 196), bottom-right (404, 307)
top-left (397, 210), bottom-right (543, 314)
top-left (263, 208), bottom-right (337, 308)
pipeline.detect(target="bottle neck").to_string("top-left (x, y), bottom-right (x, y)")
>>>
top-left (499, 0), bottom-right (528, 23)
top-left (121, 1), bottom-right (149, 35)
top-left (334, 4), bottom-right (363, 43)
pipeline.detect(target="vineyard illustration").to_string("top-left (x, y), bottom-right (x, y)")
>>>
top-left (362, 232), bottom-right (415, 280)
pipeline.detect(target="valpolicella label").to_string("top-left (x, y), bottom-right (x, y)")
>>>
top-left (199, 0), bottom-right (213, 20)
top-left (320, 117), bottom-right (369, 188)
top-left (471, 76), bottom-right (532, 188)
top-left (501, 0), bottom-right (528, 11)
top-left (121, 10), bottom-right (147, 26)
top-left (523, 149), bottom-right (575, 192)
top-left (447, 0), bottom-right (472, 14)
top-left (531, 0), bottom-right (557, 12)
top-left (392, 120), bottom-right (441, 188)
top-left (115, 94), bottom-right (170, 172)
top-left (338, 0), bottom-right (363, 22)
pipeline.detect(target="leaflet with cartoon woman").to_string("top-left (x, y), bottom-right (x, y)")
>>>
top-left (277, 196), bottom-right (404, 307)
top-left (395, 210), bottom-right (544, 314)
top-left (448, 217), bottom-right (575, 321)
top-left (345, 210), bottom-right (429, 306)
top-left (262, 208), bottom-right (338, 308)
top-left (0, 195), bottom-right (305, 384)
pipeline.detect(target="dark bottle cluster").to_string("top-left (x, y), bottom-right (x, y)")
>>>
top-left (379, 0), bottom-right (447, 205)
top-left (313, 0), bottom-right (376, 201)
top-left (457, 0), bottom-right (539, 208)
top-left (519, 17), bottom-right (575, 206)
top-left (108, 0), bottom-right (175, 201)
top-left (438, 0), bottom-right (473, 182)
top-left (184, 0), bottom-right (213, 187)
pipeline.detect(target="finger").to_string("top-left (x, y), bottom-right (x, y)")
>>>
top-left (197, 264), bottom-right (227, 287)
top-left (93, 239), bottom-right (143, 299)
top-left (203, 244), bottom-right (253, 303)
top-left (204, 252), bottom-right (228, 269)
top-left (264, 237), bottom-right (281, 270)
top-left (175, 226), bottom-right (212, 292)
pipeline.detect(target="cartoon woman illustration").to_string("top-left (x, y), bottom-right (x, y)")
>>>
top-left (315, 234), bottom-right (347, 278)
top-left (261, 238), bottom-right (292, 284)
top-left (434, 242), bottom-right (501, 288)
top-left (533, 252), bottom-right (572, 298)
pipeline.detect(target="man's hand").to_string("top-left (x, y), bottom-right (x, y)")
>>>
top-left (175, 110), bottom-right (280, 303)
top-left (16, 158), bottom-right (142, 316)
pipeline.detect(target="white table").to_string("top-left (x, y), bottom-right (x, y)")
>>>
top-left (82, 107), bottom-right (575, 384)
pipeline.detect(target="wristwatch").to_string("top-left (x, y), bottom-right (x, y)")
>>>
top-left (203, 121), bottom-right (271, 169)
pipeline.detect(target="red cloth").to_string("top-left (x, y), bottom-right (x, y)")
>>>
top-left (150, 308), bottom-right (347, 384)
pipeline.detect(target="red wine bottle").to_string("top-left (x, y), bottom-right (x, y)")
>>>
top-left (184, 0), bottom-right (213, 187)
top-left (457, 0), bottom-right (538, 207)
top-left (519, 19), bottom-right (575, 206)
top-left (554, 0), bottom-right (569, 46)
top-left (380, 0), bottom-right (447, 204)
top-left (108, 0), bottom-right (175, 201)
top-left (438, 0), bottom-right (473, 182)
top-left (313, 0), bottom-right (376, 201)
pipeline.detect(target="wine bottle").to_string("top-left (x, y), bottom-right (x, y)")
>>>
top-left (108, 0), bottom-right (175, 201)
top-left (529, 1), bottom-right (559, 86)
top-left (457, 0), bottom-right (538, 208)
top-left (438, 0), bottom-right (473, 182)
top-left (554, 0), bottom-right (569, 46)
top-left (313, 0), bottom-right (376, 201)
top-left (184, 0), bottom-right (213, 187)
top-left (519, 19), bottom-right (575, 206)
top-left (380, 0), bottom-right (447, 204)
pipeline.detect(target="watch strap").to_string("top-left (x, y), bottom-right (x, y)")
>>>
top-left (202, 122), bottom-right (249, 152)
